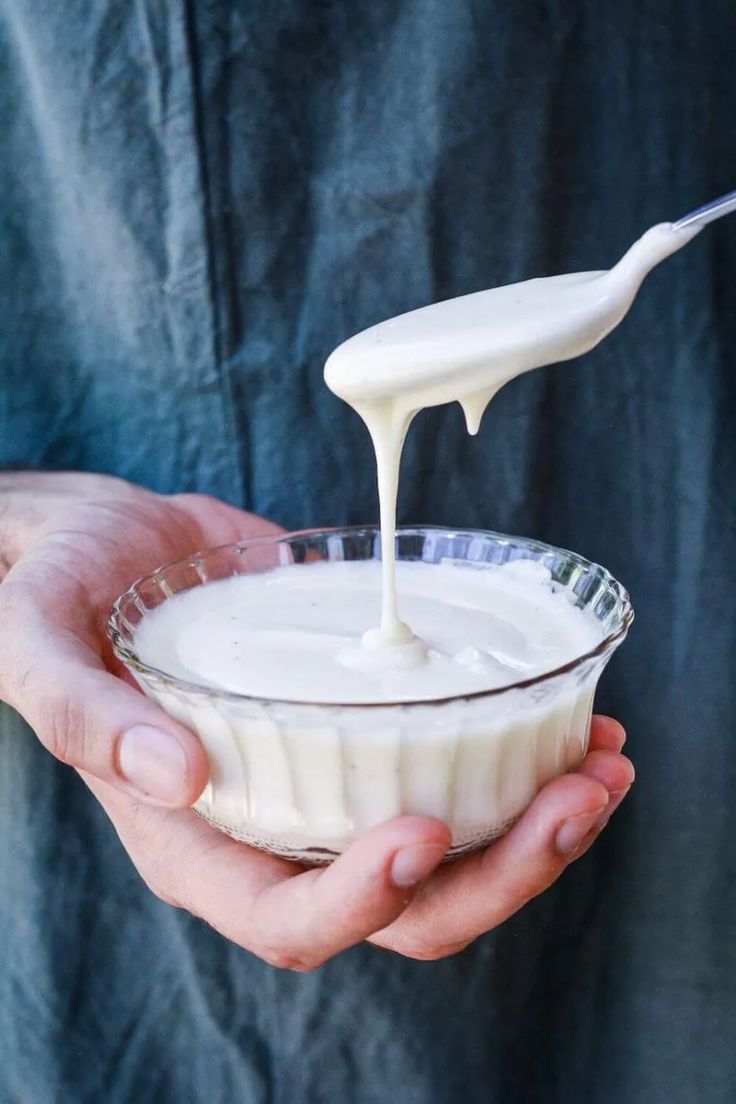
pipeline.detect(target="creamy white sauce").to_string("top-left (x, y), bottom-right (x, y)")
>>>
top-left (134, 559), bottom-right (599, 704)
top-left (325, 220), bottom-right (700, 651)
top-left (125, 212), bottom-right (723, 854)
top-left (136, 219), bottom-right (697, 708)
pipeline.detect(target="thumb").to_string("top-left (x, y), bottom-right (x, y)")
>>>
top-left (0, 604), bottom-right (208, 807)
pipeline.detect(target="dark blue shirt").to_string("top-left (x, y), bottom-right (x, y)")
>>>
top-left (1, 3), bottom-right (735, 1101)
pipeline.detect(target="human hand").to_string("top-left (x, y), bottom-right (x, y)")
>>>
top-left (91, 714), bottom-right (631, 968)
top-left (0, 471), bottom-right (281, 805)
top-left (0, 473), bottom-right (633, 968)
top-left (366, 714), bottom-right (633, 959)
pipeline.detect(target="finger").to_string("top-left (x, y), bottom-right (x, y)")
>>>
top-left (588, 715), bottom-right (626, 753)
top-left (569, 747), bottom-right (634, 858)
top-left (370, 772), bottom-right (610, 959)
top-left (170, 493), bottom-right (285, 542)
top-left (89, 774), bottom-right (451, 970)
top-left (577, 748), bottom-right (635, 795)
top-left (245, 817), bottom-right (451, 967)
top-left (0, 593), bottom-right (208, 807)
top-left (563, 784), bottom-right (632, 863)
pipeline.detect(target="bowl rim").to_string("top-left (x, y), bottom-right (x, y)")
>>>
top-left (107, 524), bottom-right (634, 709)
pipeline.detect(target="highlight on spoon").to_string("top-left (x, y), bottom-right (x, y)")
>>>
top-left (673, 188), bottom-right (736, 230)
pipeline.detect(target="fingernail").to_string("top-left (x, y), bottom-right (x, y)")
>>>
top-left (555, 805), bottom-right (608, 856)
top-left (593, 785), bottom-right (631, 831)
top-left (118, 725), bottom-right (189, 803)
top-left (391, 843), bottom-right (447, 888)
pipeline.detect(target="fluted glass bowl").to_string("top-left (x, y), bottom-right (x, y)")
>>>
top-left (108, 527), bottom-right (633, 863)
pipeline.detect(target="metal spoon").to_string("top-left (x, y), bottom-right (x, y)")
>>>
top-left (673, 188), bottom-right (736, 230)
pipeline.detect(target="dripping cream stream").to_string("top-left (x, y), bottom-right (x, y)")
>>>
top-left (325, 220), bottom-right (701, 659)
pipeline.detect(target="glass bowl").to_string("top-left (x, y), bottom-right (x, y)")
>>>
top-left (108, 527), bottom-right (633, 863)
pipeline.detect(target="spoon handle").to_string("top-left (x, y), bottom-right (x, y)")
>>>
top-left (673, 188), bottom-right (736, 230)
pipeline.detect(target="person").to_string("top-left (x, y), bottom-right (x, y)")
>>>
top-left (1, 4), bottom-right (734, 1103)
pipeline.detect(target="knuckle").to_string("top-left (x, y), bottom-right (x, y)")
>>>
top-left (257, 945), bottom-right (320, 973)
top-left (2, 653), bottom-right (40, 708)
top-left (124, 808), bottom-right (190, 910)
top-left (0, 584), bottom-right (36, 702)
top-left (141, 875), bottom-right (182, 910)
top-left (131, 846), bottom-right (189, 912)
top-left (43, 689), bottom-right (86, 766)
top-left (167, 492), bottom-right (204, 511)
top-left (0, 577), bottom-right (34, 617)
top-left (400, 940), bottom-right (471, 962)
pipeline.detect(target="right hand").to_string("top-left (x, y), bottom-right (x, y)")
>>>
top-left (0, 472), bottom-right (633, 969)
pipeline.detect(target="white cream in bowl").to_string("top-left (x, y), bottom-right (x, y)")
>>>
top-left (120, 531), bottom-right (625, 862)
top-left (135, 559), bottom-right (600, 705)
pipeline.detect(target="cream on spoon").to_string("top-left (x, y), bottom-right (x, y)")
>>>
top-left (325, 194), bottom-right (736, 655)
